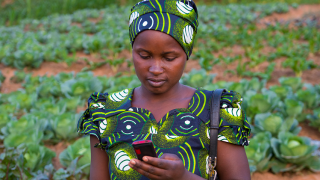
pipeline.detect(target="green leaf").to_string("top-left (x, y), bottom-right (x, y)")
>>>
top-left (270, 158), bottom-right (295, 173)
top-left (309, 156), bottom-right (320, 172)
top-left (269, 85), bottom-right (292, 100)
top-left (279, 77), bottom-right (302, 93)
top-left (181, 69), bottom-right (216, 88)
top-left (59, 136), bottom-right (91, 175)
top-left (51, 113), bottom-right (78, 140)
top-left (254, 113), bottom-right (283, 136)
top-left (285, 99), bottom-right (304, 117)
top-left (296, 88), bottom-right (318, 109)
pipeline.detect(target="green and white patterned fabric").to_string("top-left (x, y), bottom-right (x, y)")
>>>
top-left (129, 0), bottom-right (199, 58)
top-left (77, 88), bottom-right (251, 180)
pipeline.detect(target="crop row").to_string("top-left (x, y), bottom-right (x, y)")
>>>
top-left (0, 70), bottom-right (320, 178)
top-left (1, 0), bottom-right (319, 26)
top-left (0, 3), bottom-right (319, 77)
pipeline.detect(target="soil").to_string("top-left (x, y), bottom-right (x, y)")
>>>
top-left (1, 3), bottom-right (320, 179)
top-left (0, 0), bottom-right (13, 7)
top-left (252, 171), bottom-right (320, 180)
top-left (45, 141), bottom-right (70, 169)
top-left (258, 4), bottom-right (320, 27)
top-left (299, 123), bottom-right (320, 141)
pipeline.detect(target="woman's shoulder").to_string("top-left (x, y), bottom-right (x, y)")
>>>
top-left (87, 88), bottom-right (134, 110)
top-left (194, 89), bottom-right (250, 145)
top-left (189, 88), bottom-right (244, 124)
top-left (193, 89), bottom-right (243, 109)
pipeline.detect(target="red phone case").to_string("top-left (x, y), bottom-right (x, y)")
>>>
top-left (132, 140), bottom-right (157, 161)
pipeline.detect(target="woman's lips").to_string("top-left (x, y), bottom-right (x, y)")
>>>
top-left (147, 79), bottom-right (166, 87)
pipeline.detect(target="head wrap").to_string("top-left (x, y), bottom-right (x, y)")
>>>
top-left (129, 0), bottom-right (199, 59)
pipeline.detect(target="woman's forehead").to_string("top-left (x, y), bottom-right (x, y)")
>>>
top-left (133, 30), bottom-right (185, 52)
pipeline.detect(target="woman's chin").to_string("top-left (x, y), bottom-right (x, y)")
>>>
top-left (142, 84), bottom-right (168, 94)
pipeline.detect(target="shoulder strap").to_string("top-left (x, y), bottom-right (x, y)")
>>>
top-left (209, 89), bottom-right (226, 179)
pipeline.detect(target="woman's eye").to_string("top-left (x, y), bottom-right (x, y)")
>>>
top-left (140, 55), bottom-right (150, 59)
top-left (165, 57), bottom-right (176, 61)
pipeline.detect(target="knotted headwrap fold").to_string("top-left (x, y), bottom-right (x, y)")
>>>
top-left (129, 0), bottom-right (199, 59)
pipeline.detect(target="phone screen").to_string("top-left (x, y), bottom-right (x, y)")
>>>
top-left (132, 140), bottom-right (157, 161)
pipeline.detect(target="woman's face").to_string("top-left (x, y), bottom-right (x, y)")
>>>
top-left (132, 30), bottom-right (187, 94)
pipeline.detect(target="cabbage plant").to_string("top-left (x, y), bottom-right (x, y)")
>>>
top-left (271, 132), bottom-right (319, 172)
top-left (296, 84), bottom-right (319, 109)
top-left (282, 99), bottom-right (304, 121)
top-left (245, 90), bottom-right (279, 119)
top-left (269, 85), bottom-right (292, 100)
top-left (34, 98), bottom-right (66, 116)
top-left (59, 136), bottom-right (91, 175)
top-left (57, 96), bottom-right (82, 111)
top-left (307, 108), bottom-right (320, 131)
top-left (23, 143), bottom-right (56, 172)
top-left (36, 77), bottom-right (63, 98)
top-left (180, 69), bottom-right (216, 89)
top-left (7, 91), bottom-right (37, 111)
top-left (50, 112), bottom-right (79, 140)
top-left (10, 71), bottom-right (28, 83)
top-left (245, 132), bottom-right (272, 173)
top-left (3, 117), bottom-right (44, 148)
top-left (279, 77), bottom-right (302, 93)
top-left (253, 113), bottom-right (300, 137)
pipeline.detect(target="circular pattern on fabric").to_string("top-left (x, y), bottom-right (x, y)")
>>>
top-left (117, 111), bottom-right (147, 136)
top-left (99, 119), bottom-right (107, 134)
top-left (225, 108), bottom-right (241, 117)
top-left (137, 15), bottom-right (155, 32)
top-left (129, 12), bottom-right (140, 26)
top-left (176, 1), bottom-right (193, 15)
top-left (182, 25), bottom-right (194, 44)
top-left (109, 89), bottom-right (129, 102)
top-left (108, 142), bottom-right (141, 179)
top-left (100, 116), bottom-right (118, 139)
top-left (114, 150), bottom-right (131, 171)
top-left (143, 21), bottom-right (148, 26)
top-left (91, 102), bottom-right (105, 109)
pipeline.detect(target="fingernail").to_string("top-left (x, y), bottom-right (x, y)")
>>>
top-left (131, 160), bottom-right (136, 165)
top-left (143, 157), bottom-right (148, 162)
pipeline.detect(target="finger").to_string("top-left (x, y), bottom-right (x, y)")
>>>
top-left (129, 159), bottom-right (166, 179)
top-left (143, 153), bottom-right (181, 170)
top-left (159, 153), bottom-right (180, 161)
top-left (142, 156), bottom-right (171, 169)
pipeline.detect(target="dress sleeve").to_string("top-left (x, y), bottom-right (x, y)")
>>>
top-left (77, 92), bottom-right (108, 148)
top-left (217, 90), bottom-right (251, 146)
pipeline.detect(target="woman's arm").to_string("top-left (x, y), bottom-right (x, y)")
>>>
top-left (216, 141), bottom-right (251, 180)
top-left (90, 135), bottom-right (110, 180)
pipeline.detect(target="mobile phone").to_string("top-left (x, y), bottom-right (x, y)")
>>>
top-left (132, 140), bottom-right (157, 161)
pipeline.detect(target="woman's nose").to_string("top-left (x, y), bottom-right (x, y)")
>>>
top-left (149, 60), bottom-right (164, 75)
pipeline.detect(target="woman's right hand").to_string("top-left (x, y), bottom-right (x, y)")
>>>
top-left (129, 153), bottom-right (205, 180)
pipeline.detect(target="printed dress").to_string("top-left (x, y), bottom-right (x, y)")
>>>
top-left (77, 88), bottom-right (251, 180)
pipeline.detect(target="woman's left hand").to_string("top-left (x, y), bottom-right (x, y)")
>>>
top-left (128, 153), bottom-right (189, 180)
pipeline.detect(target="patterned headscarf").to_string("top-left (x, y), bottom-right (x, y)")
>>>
top-left (129, 0), bottom-right (199, 59)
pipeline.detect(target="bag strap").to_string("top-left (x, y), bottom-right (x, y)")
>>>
top-left (209, 89), bottom-right (226, 180)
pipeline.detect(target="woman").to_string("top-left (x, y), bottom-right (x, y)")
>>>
top-left (77, 0), bottom-right (251, 179)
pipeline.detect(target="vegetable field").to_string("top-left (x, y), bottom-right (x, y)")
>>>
top-left (0, 0), bottom-right (320, 179)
